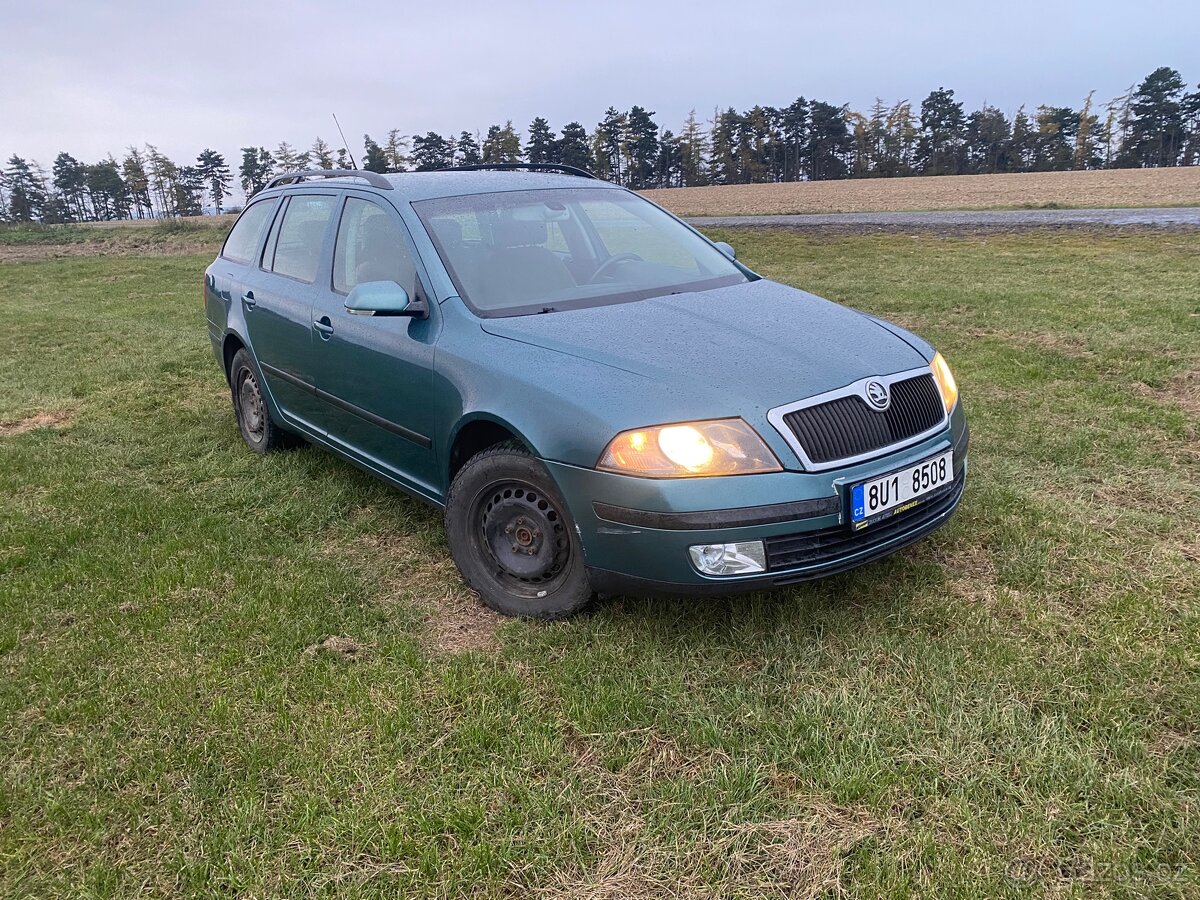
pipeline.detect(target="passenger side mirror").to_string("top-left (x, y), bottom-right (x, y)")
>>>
top-left (713, 241), bottom-right (737, 261)
top-left (344, 281), bottom-right (427, 318)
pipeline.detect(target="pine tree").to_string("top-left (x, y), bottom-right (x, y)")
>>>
top-left (362, 135), bottom-right (389, 173)
top-left (86, 158), bottom-right (129, 220)
top-left (310, 137), bottom-right (335, 169)
top-left (677, 110), bottom-right (709, 186)
top-left (624, 106), bottom-right (659, 188)
top-left (1182, 83), bottom-right (1200, 166)
top-left (411, 132), bottom-right (454, 170)
top-left (384, 130), bottom-right (411, 171)
top-left (916, 88), bottom-right (966, 175)
top-left (593, 108), bottom-right (626, 182)
top-left (173, 165), bottom-right (204, 217)
top-left (964, 105), bottom-right (1012, 174)
top-left (848, 111), bottom-right (871, 177)
top-left (52, 152), bottom-right (89, 221)
top-left (4, 155), bottom-right (47, 221)
top-left (455, 131), bottom-right (482, 165)
top-left (481, 122), bottom-right (522, 163)
top-left (1120, 67), bottom-right (1187, 167)
top-left (708, 108), bottom-right (739, 185)
top-left (779, 98), bottom-right (809, 181)
top-left (239, 147), bottom-right (274, 197)
top-left (274, 142), bottom-right (301, 173)
top-left (122, 148), bottom-right (153, 219)
top-left (806, 101), bottom-right (853, 180)
top-left (196, 149), bottom-right (231, 214)
top-left (557, 122), bottom-right (593, 172)
top-left (655, 130), bottom-right (683, 187)
top-left (1073, 91), bottom-right (1096, 170)
top-left (526, 117), bottom-right (558, 165)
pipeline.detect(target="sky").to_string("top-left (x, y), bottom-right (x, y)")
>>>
top-left (2, 0), bottom-right (1196, 170)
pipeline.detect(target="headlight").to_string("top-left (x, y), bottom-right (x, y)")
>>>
top-left (930, 352), bottom-right (959, 414)
top-left (597, 418), bottom-right (783, 478)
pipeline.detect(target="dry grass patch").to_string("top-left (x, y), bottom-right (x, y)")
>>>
top-left (543, 726), bottom-right (886, 899)
top-left (0, 409), bottom-right (75, 436)
top-left (304, 634), bottom-right (369, 659)
top-left (539, 796), bottom-right (883, 900)
top-left (644, 168), bottom-right (1200, 217)
top-left (329, 524), bottom-right (505, 655)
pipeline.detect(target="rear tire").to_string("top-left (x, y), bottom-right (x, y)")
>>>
top-left (229, 349), bottom-right (298, 454)
top-left (445, 444), bottom-right (593, 620)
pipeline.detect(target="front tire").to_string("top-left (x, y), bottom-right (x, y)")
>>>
top-left (445, 444), bottom-right (593, 620)
top-left (229, 348), bottom-right (296, 454)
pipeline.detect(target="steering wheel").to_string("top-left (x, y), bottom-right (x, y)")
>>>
top-left (590, 252), bottom-right (642, 282)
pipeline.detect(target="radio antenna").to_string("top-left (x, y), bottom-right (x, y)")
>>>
top-left (332, 113), bottom-right (358, 169)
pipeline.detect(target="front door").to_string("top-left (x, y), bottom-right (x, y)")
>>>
top-left (310, 193), bottom-right (441, 499)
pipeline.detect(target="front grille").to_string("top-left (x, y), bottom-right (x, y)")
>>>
top-left (783, 374), bottom-right (944, 465)
top-left (764, 472), bottom-right (964, 572)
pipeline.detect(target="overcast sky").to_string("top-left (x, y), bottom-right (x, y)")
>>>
top-left (3, 0), bottom-right (1196, 168)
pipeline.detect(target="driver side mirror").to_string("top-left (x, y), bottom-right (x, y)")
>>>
top-left (713, 241), bottom-right (737, 261)
top-left (344, 281), bottom-right (428, 318)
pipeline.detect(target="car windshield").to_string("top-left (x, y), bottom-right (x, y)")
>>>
top-left (413, 187), bottom-right (749, 316)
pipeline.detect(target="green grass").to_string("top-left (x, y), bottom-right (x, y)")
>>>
top-left (2, 229), bottom-right (1198, 897)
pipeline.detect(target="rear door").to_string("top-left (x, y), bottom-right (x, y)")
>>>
top-left (207, 196), bottom-right (278, 355)
top-left (242, 191), bottom-right (340, 432)
top-left (309, 192), bottom-right (441, 498)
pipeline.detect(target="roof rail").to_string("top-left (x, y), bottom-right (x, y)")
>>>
top-left (434, 163), bottom-right (598, 180)
top-left (264, 169), bottom-right (394, 191)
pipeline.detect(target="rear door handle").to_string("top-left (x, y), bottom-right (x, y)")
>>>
top-left (313, 316), bottom-right (335, 337)
top-left (241, 290), bottom-right (256, 309)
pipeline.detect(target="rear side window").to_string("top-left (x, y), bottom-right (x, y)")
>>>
top-left (332, 198), bottom-right (417, 295)
top-left (267, 195), bottom-right (337, 284)
top-left (221, 199), bottom-right (276, 264)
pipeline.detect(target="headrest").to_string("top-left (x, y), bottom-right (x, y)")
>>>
top-left (492, 217), bottom-right (547, 248)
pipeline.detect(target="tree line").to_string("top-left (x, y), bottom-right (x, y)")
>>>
top-left (3, 66), bottom-right (1197, 223)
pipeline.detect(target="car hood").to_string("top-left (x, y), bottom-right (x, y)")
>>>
top-left (479, 279), bottom-right (928, 409)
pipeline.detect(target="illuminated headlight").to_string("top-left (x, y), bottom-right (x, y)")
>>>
top-left (688, 541), bottom-right (767, 576)
top-left (930, 352), bottom-right (959, 414)
top-left (597, 419), bottom-right (783, 478)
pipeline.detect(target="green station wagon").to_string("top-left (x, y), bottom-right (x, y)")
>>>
top-left (204, 165), bottom-right (968, 619)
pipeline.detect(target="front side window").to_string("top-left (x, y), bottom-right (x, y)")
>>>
top-left (414, 187), bottom-right (748, 316)
top-left (332, 198), bottom-right (417, 295)
top-left (221, 198), bottom-right (276, 264)
top-left (267, 195), bottom-right (336, 284)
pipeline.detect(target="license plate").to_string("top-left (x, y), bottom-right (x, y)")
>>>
top-left (850, 451), bottom-right (954, 531)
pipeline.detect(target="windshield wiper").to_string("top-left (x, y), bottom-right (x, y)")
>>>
top-left (537, 306), bottom-right (557, 314)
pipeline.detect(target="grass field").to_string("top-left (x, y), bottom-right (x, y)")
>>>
top-left (1, 226), bottom-right (1198, 897)
top-left (642, 168), bottom-right (1200, 216)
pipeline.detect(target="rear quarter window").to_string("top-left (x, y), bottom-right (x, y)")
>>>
top-left (220, 199), bottom-right (277, 264)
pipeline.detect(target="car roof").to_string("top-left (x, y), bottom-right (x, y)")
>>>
top-left (381, 170), bottom-right (624, 202)
top-left (266, 169), bottom-right (624, 203)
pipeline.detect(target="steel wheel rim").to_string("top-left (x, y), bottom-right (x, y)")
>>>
top-left (473, 479), bottom-right (571, 597)
top-left (237, 368), bottom-right (265, 443)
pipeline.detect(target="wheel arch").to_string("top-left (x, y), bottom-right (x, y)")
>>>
top-left (447, 413), bottom-right (539, 484)
top-left (221, 332), bottom-right (247, 385)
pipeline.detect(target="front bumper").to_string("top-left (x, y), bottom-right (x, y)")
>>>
top-left (548, 407), bottom-right (969, 596)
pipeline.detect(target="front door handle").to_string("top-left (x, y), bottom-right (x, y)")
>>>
top-left (241, 290), bottom-right (256, 310)
top-left (313, 316), bottom-right (335, 338)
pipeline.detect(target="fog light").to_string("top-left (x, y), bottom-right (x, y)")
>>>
top-left (688, 541), bottom-right (766, 576)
